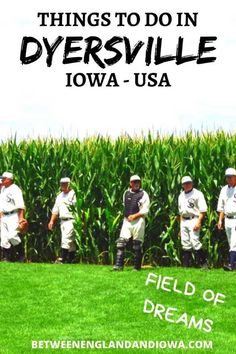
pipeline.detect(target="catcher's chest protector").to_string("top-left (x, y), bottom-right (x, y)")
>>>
top-left (124, 190), bottom-right (144, 217)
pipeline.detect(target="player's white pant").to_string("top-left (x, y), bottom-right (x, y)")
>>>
top-left (180, 218), bottom-right (202, 251)
top-left (60, 219), bottom-right (76, 252)
top-left (224, 218), bottom-right (236, 252)
top-left (120, 217), bottom-right (145, 242)
top-left (0, 213), bottom-right (21, 249)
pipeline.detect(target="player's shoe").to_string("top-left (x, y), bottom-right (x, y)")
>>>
top-left (112, 265), bottom-right (123, 271)
top-left (223, 265), bottom-right (233, 271)
top-left (200, 262), bottom-right (209, 269)
top-left (54, 258), bottom-right (64, 264)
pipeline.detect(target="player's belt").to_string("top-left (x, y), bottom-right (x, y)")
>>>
top-left (182, 215), bottom-right (197, 220)
top-left (3, 210), bottom-right (17, 216)
top-left (60, 217), bottom-right (74, 221)
top-left (225, 215), bottom-right (236, 219)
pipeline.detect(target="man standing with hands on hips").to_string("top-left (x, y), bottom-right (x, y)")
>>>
top-left (113, 175), bottom-right (150, 271)
top-left (48, 177), bottom-right (77, 264)
top-left (217, 168), bottom-right (236, 271)
top-left (178, 176), bottom-right (208, 268)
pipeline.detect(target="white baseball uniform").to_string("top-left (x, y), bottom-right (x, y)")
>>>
top-left (178, 188), bottom-right (207, 250)
top-left (120, 189), bottom-right (150, 242)
top-left (0, 185), bottom-right (2, 245)
top-left (0, 184), bottom-right (25, 249)
top-left (52, 189), bottom-right (76, 252)
top-left (217, 185), bottom-right (236, 252)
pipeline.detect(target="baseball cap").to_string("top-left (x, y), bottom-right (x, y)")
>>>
top-left (130, 175), bottom-right (141, 182)
top-left (60, 177), bottom-right (71, 183)
top-left (1, 172), bottom-right (14, 180)
top-left (225, 168), bottom-right (236, 176)
top-left (181, 176), bottom-right (193, 184)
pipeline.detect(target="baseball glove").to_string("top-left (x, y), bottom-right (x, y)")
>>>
top-left (18, 218), bottom-right (29, 234)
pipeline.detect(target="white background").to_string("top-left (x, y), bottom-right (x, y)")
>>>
top-left (0, 0), bottom-right (235, 140)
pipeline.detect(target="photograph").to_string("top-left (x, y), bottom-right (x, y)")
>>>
top-left (0, 0), bottom-right (235, 353)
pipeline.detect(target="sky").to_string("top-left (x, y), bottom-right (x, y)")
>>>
top-left (0, 0), bottom-right (235, 140)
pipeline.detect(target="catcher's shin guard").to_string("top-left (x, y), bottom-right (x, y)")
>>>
top-left (183, 250), bottom-right (191, 267)
top-left (133, 240), bottom-right (142, 270)
top-left (114, 238), bottom-right (127, 268)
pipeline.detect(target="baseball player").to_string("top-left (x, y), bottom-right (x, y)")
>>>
top-left (0, 172), bottom-right (25, 262)
top-left (0, 178), bottom-right (2, 260)
top-left (178, 176), bottom-right (208, 268)
top-left (217, 168), bottom-right (236, 271)
top-left (113, 175), bottom-right (150, 271)
top-left (48, 177), bottom-right (77, 264)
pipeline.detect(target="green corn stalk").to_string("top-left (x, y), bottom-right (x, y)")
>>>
top-left (0, 132), bottom-right (235, 266)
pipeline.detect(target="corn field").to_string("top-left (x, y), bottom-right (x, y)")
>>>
top-left (0, 132), bottom-right (235, 266)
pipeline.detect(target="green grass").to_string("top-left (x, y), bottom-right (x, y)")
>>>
top-left (0, 264), bottom-right (235, 354)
